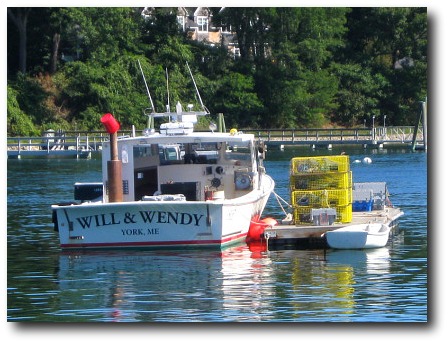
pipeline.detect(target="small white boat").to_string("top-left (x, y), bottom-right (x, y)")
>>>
top-left (51, 63), bottom-right (275, 249)
top-left (325, 223), bottom-right (391, 249)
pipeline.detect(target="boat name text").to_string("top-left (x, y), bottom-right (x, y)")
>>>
top-left (75, 211), bottom-right (204, 229)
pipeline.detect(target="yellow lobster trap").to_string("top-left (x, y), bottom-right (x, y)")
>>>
top-left (291, 188), bottom-right (352, 208)
top-left (293, 203), bottom-right (352, 224)
top-left (289, 155), bottom-right (353, 225)
top-left (290, 155), bottom-right (350, 175)
top-left (290, 171), bottom-right (352, 191)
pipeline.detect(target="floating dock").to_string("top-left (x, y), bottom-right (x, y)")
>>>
top-left (263, 207), bottom-right (404, 250)
top-left (262, 154), bottom-right (404, 250)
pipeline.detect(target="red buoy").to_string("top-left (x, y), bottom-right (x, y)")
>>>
top-left (247, 217), bottom-right (277, 242)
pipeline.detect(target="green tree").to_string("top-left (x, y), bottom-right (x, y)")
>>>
top-left (213, 72), bottom-right (264, 128)
top-left (57, 56), bottom-right (154, 130)
top-left (252, 8), bottom-right (348, 127)
top-left (343, 7), bottom-right (427, 125)
top-left (7, 84), bottom-right (39, 136)
top-left (6, 6), bottom-right (428, 135)
top-left (8, 8), bottom-right (72, 75)
top-left (61, 7), bottom-right (143, 63)
top-left (7, 8), bottom-right (31, 73)
top-left (331, 63), bottom-right (387, 126)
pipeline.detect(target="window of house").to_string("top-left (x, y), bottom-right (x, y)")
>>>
top-left (233, 47), bottom-right (241, 60)
top-left (177, 15), bottom-right (185, 31)
top-left (197, 16), bottom-right (208, 32)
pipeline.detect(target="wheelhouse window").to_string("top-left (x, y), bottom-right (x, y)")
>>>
top-left (190, 142), bottom-right (218, 164)
top-left (224, 141), bottom-right (253, 165)
top-left (159, 144), bottom-right (183, 165)
top-left (133, 145), bottom-right (154, 159)
top-left (133, 144), bottom-right (159, 169)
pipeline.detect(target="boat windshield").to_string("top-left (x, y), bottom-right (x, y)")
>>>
top-left (132, 140), bottom-right (253, 166)
top-left (224, 141), bottom-right (252, 166)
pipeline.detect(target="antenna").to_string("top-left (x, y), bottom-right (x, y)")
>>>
top-left (185, 61), bottom-right (208, 113)
top-left (137, 59), bottom-right (156, 113)
top-left (165, 67), bottom-right (170, 113)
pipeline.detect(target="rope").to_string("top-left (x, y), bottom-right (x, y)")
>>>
top-left (321, 189), bottom-right (329, 208)
top-left (272, 191), bottom-right (292, 216)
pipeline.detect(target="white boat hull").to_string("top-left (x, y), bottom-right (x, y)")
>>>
top-left (53, 175), bottom-right (274, 249)
top-left (325, 223), bottom-right (391, 249)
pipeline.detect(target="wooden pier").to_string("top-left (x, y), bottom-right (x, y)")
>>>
top-left (7, 131), bottom-right (113, 159)
top-left (7, 135), bottom-right (96, 159)
top-left (263, 207), bottom-right (404, 250)
top-left (245, 126), bottom-right (425, 150)
top-left (7, 125), bottom-right (425, 159)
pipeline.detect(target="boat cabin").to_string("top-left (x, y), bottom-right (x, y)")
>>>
top-left (101, 131), bottom-right (263, 203)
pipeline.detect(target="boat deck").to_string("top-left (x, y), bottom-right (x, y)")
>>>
top-left (263, 207), bottom-right (404, 250)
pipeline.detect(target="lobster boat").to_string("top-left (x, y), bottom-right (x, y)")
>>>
top-left (51, 63), bottom-right (274, 249)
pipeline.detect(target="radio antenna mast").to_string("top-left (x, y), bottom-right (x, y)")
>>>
top-left (186, 61), bottom-right (208, 113)
top-left (137, 59), bottom-right (155, 113)
top-left (165, 67), bottom-right (170, 113)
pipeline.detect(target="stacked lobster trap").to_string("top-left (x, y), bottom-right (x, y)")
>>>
top-left (290, 155), bottom-right (352, 225)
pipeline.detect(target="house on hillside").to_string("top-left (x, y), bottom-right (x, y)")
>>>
top-left (142, 7), bottom-right (240, 58)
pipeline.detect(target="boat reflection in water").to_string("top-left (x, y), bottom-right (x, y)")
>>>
top-left (55, 243), bottom-right (274, 322)
top-left (323, 247), bottom-right (392, 316)
top-left (262, 248), bottom-right (391, 319)
top-left (325, 247), bottom-right (391, 273)
top-left (55, 244), bottom-right (393, 322)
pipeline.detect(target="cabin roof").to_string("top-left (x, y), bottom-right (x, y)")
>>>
top-left (115, 132), bottom-right (255, 146)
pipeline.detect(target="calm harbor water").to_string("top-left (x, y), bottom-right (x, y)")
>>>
top-left (7, 146), bottom-right (427, 323)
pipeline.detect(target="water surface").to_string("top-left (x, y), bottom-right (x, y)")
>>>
top-left (7, 147), bottom-right (427, 322)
